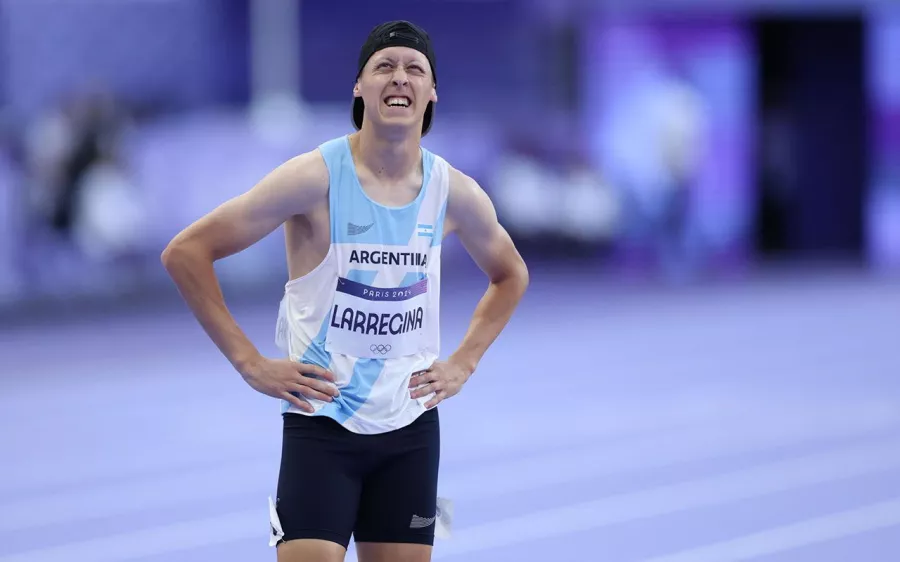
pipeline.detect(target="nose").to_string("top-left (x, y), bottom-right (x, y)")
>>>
top-left (391, 68), bottom-right (409, 87)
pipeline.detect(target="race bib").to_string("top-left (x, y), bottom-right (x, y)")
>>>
top-left (324, 276), bottom-right (428, 359)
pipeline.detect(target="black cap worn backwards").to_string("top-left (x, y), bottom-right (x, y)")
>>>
top-left (352, 20), bottom-right (437, 135)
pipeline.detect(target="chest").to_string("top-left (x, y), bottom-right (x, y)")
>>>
top-left (355, 167), bottom-right (424, 208)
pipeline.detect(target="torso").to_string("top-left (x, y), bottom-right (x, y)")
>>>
top-left (276, 134), bottom-right (454, 435)
top-left (284, 205), bottom-right (330, 281)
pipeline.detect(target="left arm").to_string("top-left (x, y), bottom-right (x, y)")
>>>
top-left (410, 168), bottom-right (529, 407)
top-left (444, 168), bottom-right (529, 374)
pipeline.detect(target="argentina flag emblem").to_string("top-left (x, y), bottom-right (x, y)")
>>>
top-left (416, 223), bottom-right (434, 238)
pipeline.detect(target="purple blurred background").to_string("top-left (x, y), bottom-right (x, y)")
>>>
top-left (2, 1), bottom-right (900, 561)
top-left (0, 0), bottom-right (898, 304)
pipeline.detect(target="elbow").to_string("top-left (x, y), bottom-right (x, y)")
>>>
top-left (160, 241), bottom-right (182, 274)
top-left (161, 238), bottom-right (204, 274)
top-left (493, 257), bottom-right (529, 295)
top-left (516, 258), bottom-right (530, 293)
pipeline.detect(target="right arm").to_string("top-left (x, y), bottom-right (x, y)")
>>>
top-left (161, 150), bottom-right (336, 408)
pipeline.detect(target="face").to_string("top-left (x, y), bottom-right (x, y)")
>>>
top-left (354, 46), bottom-right (437, 132)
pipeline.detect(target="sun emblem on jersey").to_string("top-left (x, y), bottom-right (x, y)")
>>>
top-left (348, 222), bottom-right (375, 236)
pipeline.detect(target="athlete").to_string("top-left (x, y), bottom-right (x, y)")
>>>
top-left (161, 20), bottom-right (528, 562)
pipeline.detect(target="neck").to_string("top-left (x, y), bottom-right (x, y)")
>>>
top-left (353, 124), bottom-right (421, 181)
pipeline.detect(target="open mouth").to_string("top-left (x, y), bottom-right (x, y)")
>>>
top-left (383, 96), bottom-right (412, 108)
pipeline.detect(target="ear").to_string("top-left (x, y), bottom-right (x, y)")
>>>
top-left (353, 81), bottom-right (361, 98)
top-left (430, 85), bottom-right (438, 103)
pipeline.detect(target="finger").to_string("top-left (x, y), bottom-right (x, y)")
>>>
top-left (425, 390), bottom-right (444, 409)
top-left (296, 363), bottom-right (336, 383)
top-left (411, 381), bottom-right (443, 400)
top-left (409, 371), bottom-right (439, 388)
top-left (410, 366), bottom-right (434, 378)
top-left (300, 375), bottom-right (341, 397)
top-left (281, 391), bottom-right (314, 413)
top-left (409, 383), bottom-right (428, 399)
top-left (291, 383), bottom-right (334, 403)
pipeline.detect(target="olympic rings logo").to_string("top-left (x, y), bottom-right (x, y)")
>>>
top-left (370, 344), bottom-right (392, 355)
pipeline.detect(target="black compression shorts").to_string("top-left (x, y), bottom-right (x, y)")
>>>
top-left (273, 407), bottom-right (440, 549)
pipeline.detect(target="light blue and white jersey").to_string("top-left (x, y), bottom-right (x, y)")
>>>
top-left (275, 135), bottom-right (448, 434)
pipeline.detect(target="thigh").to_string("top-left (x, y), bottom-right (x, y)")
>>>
top-left (274, 413), bottom-right (363, 550)
top-left (356, 542), bottom-right (432, 562)
top-left (354, 408), bottom-right (440, 548)
top-left (277, 539), bottom-right (346, 562)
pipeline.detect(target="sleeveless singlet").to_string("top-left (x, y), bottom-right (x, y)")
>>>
top-left (274, 135), bottom-right (449, 435)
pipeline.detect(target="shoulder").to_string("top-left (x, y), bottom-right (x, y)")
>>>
top-left (443, 164), bottom-right (497, 235)
top-left (424, 151), bottom-right (472, 191)
top-left (446, 164), bottom-right (491, 211)
top-left (317, 135), bottom-right (350, 165)
top-left (280, 135), bottom-right (350, 189)
top-left (287, 146), bottom-right (331, 183)
top-left (271, 148), bottom-right (330, 199)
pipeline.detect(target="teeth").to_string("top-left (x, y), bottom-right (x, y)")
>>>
top-left (386, 97), bottom-right (410, 107)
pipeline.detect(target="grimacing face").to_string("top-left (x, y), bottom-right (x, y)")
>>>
top-left (354, 46), bottom-right (437, 131)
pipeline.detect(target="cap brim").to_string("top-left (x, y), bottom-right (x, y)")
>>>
top-left (351, 98), bottom-right (434, 136)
